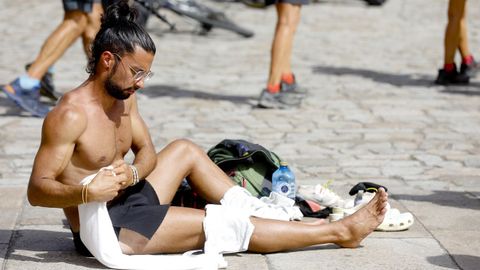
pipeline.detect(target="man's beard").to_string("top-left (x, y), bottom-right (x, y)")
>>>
top-left (104, 73), bottom-right (132, 100)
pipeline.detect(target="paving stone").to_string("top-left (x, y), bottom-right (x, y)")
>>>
top-left (0, 186), bottom-right (26, 208)
top-left (0, 244), bottom-right (7, 269)
top-left (464, 155), bottom-right (480, 168)
top-left (266, 238), bottom-right (456, 270)
top-left (5, 250), bottom-right (104, 270)
top-left (19, 204), bottom-right (66, 226)
top-left (0, 0), bottom-right (479, 269)
top-left (10, 225), bottom-right (73, 252)
top-left (224, 253), bottom-right (268, 270)
top-left (431, 231), bottom-right (480, 270)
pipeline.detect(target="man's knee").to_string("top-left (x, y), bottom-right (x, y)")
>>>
top-left (119, 229), bottom-right (149, 255)
top-left (167, 139), bottom-right (202, 155)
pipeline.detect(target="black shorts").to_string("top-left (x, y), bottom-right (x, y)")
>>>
top-left (62, 0), bottom-right (101, 12)
top-left (107, 180), bottom-right (170, 240)
top-left (276, 0), bottom-right (309, 4)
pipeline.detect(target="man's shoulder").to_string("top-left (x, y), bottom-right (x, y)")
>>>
top-left (44, 93), bottom-right (88, 137)
top-left (52, 93), bottom-right (87, 122)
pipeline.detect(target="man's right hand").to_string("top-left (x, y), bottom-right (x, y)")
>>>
top-left (87, 169), bottom-right (127, 202)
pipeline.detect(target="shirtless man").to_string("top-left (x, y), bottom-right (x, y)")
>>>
top-left (28, 0), bottom-right (388, 258)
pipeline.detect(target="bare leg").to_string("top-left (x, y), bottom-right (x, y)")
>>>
top-left (81, 3), bottom-right (103, 57)
top-left (119, 188), bottom-right (388, 254)
top-left (456, 2), bottom-right (470, 58)
top-left (27, 10), bottom-right (88, 80)
top-left (444, 0), bottom-right (466, 65)
top-left (119, 207), bottom-right (206, 254)
top-left (268, 3), bottom-right (301, 86)
top-left (146, 139), bottom-right (235, 204)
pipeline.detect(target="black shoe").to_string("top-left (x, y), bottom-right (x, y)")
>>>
top-left (434, 68), bottom-right (469, 85)
top-left (25, 63), bottom-right (61, 101)
top-left (460, 60), bottom-right (479, 78)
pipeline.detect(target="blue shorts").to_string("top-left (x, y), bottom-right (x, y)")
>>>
top-left (62, 0), bottom-right (101, 13)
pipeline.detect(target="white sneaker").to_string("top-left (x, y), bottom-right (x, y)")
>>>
top-left (297, 184), bottom-right (348, 208)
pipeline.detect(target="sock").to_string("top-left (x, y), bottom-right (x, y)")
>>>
top-left (281, 73), bottom-right (295, 84)
top-left (48, 66), bottom-right (55, 73)
top-left (266, 83), bottom-right (280, 94)
top-left (462, 55), bottom-right (474, 65)
top-left (18, 74), bottom-right (40, 90)
top-left (444, 63), bottom-right (456, 72)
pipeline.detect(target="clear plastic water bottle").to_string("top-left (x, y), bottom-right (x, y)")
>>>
top-left (272, 161), bottom-right (296, 200)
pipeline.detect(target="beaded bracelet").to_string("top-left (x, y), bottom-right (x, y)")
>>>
top-left (129, 165), bottom-right (139, 186)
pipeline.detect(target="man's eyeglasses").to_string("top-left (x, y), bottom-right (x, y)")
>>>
top-left (113, 53), bottom-right (153, 83)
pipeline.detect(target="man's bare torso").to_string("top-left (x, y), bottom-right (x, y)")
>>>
top-left (56, 83), bottom-right (134, 186)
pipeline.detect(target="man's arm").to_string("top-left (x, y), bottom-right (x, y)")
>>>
top-left (28, 105), bottom-right (87, 207)
top-left (129, 94), bottom-right (157, 180)
top-left (28, 104), bottom-right (126, 207)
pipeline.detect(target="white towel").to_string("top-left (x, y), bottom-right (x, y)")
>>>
top-left (220, 186), bottom-right (303, 221)
top-left (78, 171), bottom-right (219, 270)
top-left (203, 204), bottom-right (255, 268)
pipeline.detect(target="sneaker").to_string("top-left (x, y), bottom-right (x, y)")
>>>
top-left (297, 184), bottom-right (348, 208)
top-left (25, 63), bottom-right (61, 101)
top-left (460, 60), bottom-right (479, 78)
top-left (1, 78), bottom-right (50, 117)
top-left (434, 68), bottom-right (469, 85)
top-left (280, 76), bottom-right (307, 97)
top-left (257, 89), bottom-right (301, 109)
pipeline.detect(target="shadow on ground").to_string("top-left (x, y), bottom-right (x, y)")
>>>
top-left (312, 65), bottom-right (480, 94)
top-left (3, 229), bottom-right (104, 268)
top-left (393, 190), bottom-right (480, 210)
top-left (140, 84), bottom-right (254, 104)
top-left (428, 254), bottom-right (480, 270)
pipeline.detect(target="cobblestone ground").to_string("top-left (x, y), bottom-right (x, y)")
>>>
top-left (0, 0), bottom-right (479, 269)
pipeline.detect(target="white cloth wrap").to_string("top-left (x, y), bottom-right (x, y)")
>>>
top-left (203, 204), bottom-right (254, 268)
top-left (78, 171), bottom-right (219, 270)
top-left (220, 186), bottom-right (303, 221)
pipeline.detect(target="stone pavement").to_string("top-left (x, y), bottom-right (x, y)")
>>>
top-left (1, 0), bottom-right (480, 269)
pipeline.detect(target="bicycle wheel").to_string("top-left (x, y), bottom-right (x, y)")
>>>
top-left (167, 0), bottom-right (254, 38)
top-left (363, 0), bottom-right (387, 6)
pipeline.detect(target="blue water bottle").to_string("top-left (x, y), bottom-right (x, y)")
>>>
top-left (272, 161), bottom-right (296, 200)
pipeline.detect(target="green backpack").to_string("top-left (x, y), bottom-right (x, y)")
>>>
top-left (207, 139), bottom-right (281, 197)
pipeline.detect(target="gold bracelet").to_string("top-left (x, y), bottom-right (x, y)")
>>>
top-left (81, 185), bottom-right (86, 204)
top-left (85, 184), bottom-right (89, 204)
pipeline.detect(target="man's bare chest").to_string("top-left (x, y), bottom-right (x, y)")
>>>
top-left (73, 118), bottom-right (133, 169)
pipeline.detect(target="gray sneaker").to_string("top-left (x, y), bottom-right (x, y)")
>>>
top-left (257, 89), bottom-right (302, 109)
top-left (281, 81), bottom-right (307, 97)
top-left (280, 75), bottom-right (308, 97)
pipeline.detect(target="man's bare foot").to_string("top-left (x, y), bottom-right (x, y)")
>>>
top-left (335, 188), bottom-right (388, 248)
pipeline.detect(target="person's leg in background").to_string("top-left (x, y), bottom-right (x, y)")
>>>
top-left (268, 3), bottom-right (301, 92)
top-left (82, 2), bottom-right (103, 56)
top-left (455, 0), bottom-right (478, 78)
top-left (435, 0), bottom-right (477, 85)
top-left (258, 1), bottom-right (306, 109)
top-left (1, 0), bottom-right (103, 117)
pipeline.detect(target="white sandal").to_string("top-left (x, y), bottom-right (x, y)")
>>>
top-left (375, 208), bottom-right (414, 232)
